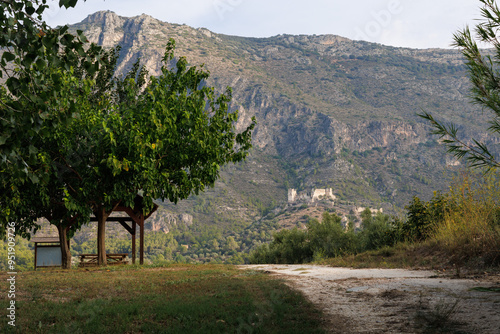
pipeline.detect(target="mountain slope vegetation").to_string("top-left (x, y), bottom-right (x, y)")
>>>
top-left (46, 11), bottom-right (499, 263)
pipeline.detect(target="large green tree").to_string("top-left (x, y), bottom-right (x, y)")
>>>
top-left (52, 40), bottom-right (255, 265)
top-left (0, 0), bottom-right (120, 269)
top-left (420, 0), bottom-right (500, 171)
top-left (1, 49), bottom-right (119, 267)
top-left (6, 47), bottom-right (122, 269)
top-left (1, 1), bottom-right (255, 268)
top-left (0, 0), bottom-right (103, 237)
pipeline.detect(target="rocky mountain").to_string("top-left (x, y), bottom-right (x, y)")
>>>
top-left (68, 11), bottom-right (495, 233)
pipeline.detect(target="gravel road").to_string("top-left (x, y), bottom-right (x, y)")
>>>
top-left (239, 264), bottom-right (500, 333)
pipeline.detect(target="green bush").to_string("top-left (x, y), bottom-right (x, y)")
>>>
top-left (358, 211), bottom-right (395, 250)
top-left (308, 213), bottom-right (357, 258)
top-left (403, 192), bottom-right (452, 242)
top-left (250, 211), bottom-right (398, 264)
top-left (0, 238), bottom-right (34, 271)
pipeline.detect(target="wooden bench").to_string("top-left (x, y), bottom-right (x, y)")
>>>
top-left (79, 253), bottom-right (129, 267)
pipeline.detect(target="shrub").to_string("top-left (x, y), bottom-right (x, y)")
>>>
top-left (308, 212), bottom-right (357, 258)
top-left (249, 228), bottom-right (312, 264)
top-left (403, 192), bottom-right (452, 242)
top-left (250, 211), bottom-right (397, 264)
top-left (431, 172), bottom-right (500, 266)
top-left (359, 212), bottom-right (395, 250)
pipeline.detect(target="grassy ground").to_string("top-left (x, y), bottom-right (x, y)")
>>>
top-left (0, 264), bottom-right (325, 333)
top-left (316, 241), bottom-right (499, 276)
top-left (315, 243), bottom-right (441, 269)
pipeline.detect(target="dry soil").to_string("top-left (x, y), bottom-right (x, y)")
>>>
top-left (239, 264), bottom-right (500, 333)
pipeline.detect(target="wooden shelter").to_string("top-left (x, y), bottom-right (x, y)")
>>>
top-left (90, 196), bottom-right (158, 265)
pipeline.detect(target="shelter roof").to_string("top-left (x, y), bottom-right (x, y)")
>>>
top-left (30, 237), bottom-right (60, 243)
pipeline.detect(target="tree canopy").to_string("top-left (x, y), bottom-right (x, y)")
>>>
top-left (0, 0), bottom-right (255, 267)
top-left (0, 0), bottom-right (103, 235)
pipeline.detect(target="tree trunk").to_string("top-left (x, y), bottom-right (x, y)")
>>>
top-left (96, 207), bottom-right (109, 266)
top-left (57, 225), bottom-right (72, 269)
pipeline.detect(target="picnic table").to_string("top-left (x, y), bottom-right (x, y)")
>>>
top-left (79, 253), bottom-right (129, 267)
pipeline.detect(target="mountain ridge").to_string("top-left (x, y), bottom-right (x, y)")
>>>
top-left (68, 10), bottom-right (494, 232)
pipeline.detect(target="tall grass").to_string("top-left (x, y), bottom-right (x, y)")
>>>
top-left (431, 172), bottom-right (500, 267)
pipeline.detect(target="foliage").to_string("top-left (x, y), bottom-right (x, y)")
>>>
top-left (0, 0), bottom-right (104, 235)
top-left (419, 0), bottom-right (500, 171)
top-left (96, 40), bottom-right (255, 209)
top-left (358, 210), bottom-right (397, 250)
top-left (249, 187), bottom-right (472, 265)
top-left (404, 197), bottom-right (434, 242)
top-left (250, 211), bottom-right (397, 264)
top-left (1, 40), bottom-right (123, 267)
top-left (311, 171), bottom-right (500, 270)
top-left (413, 297), bottom-right (463, 334)
top-left (431, 171), bottom-right (500, 266)
top-left (403, 192), bottom-right (453, 242)
top-left (28, 38), bottom-right (256, 226)
top-left (0, 238), bottom-right (33, 271)
top-left (251, 227), bottom-right (313, 264)
top-left (308, 212), bottom-right (356, 258)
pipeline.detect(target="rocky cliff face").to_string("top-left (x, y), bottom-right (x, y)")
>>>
top-left (145, 212), bottom-right (193, 234)
top-left (69, 11), bottom-right (494, 227)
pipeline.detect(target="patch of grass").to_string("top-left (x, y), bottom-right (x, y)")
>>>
top-left (316, 243), bottom-right (443, 269)
top-left (0, 264), bottom-right (325, 333)
top-left (413, 296), bottom-right (468, 334)
top-left (316, 239), bottom-right (500, 276)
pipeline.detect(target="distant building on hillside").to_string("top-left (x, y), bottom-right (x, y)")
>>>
top-left (288, 188), bottom-right (336, 204)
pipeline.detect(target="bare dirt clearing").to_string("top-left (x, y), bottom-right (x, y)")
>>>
top-left (239, 265), bottom-right (500, 333)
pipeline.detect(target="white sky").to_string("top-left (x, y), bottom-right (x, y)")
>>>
top-left (43, 0), bottom-right (484, 49)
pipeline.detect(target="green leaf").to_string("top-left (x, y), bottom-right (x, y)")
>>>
top-left (25, 5), bottom-right (35, 15)
top-left (28, 145), bottom-right (37, 155)
top-left (35, 58), bottom-right (45, 70)
top-left (29, 173), bottom-right (39, 184)
top-left (59, 0), bottom-right (78, 9)
top-left (3, 52), bottom-right (15, 62)
top-left (6, 77), bottom-right (20, 91)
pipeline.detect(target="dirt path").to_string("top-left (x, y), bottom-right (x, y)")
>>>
top-left (239, 265), bottom-right (500, 333)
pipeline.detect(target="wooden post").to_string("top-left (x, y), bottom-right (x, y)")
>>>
top-left (34, 242), bottom-right (38, 271)
top-left (132, 221), bottom-right (136, 264)
top-left (140, 215), bottom-right (144, 265)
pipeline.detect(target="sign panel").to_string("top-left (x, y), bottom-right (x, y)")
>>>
top-left (36, 246), bottom-right (62, 267)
